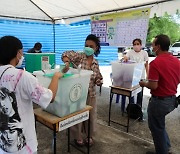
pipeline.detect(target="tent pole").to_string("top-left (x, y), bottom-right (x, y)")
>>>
top-left (53, 22), bottom-right (56, 53)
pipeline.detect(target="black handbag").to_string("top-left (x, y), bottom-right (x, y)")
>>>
top-left (126, 103), bottom-right (143, 120)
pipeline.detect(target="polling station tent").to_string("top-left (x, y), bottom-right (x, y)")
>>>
top-left (0, 0), bottom-right (179, 23)
top-left (0, 0), bottom-right (179, 65)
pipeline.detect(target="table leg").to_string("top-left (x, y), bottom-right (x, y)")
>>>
top-left (140, 88), bottom-right (144, 108)
top-left (137, 89), bottom-right (143, 107)
top-left (127, 94), bottom-right (132, 133)
top-left (108, 90), bottom-right (114, 126)
top-left (99, 85), bottom-right (102, 96)
top-left (35, 115), bottom-right (37, 129)
top-left (68, 128), bottom-right (70, 152)
top-left (53, 124), bottom-right (56, 154)
top-left (87, 116), bottom-right (90, 154)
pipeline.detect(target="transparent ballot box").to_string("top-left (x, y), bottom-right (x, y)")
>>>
top-left (33, 68), bottom-right (92, 117)
top-left (111, 61), bottom-right (144, 88)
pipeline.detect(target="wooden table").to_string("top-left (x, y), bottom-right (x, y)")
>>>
top-left (34, 105), bottom-right (93, 154)
top-left (108, 85), bottom-right (143, 132)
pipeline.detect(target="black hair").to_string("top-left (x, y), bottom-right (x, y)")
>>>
top-left (34, 42), bottom-right (42, 49)
top-left (155, 34), bottom-right (170, 51)
top-left (85, 34), bottom-right (101, 57)
top-left (0, 36), bottom-right (23, 65)
top-left (132, 38), bottom-right (142, 45)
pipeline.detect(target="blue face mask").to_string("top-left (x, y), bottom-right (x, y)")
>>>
top-left (83, 47), bottom-right (95, 56)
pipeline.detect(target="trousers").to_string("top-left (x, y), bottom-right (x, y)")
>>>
top-left (147, 96), bottom-right (176, 154)
top-left (70, 95), bottom-right (96, 139)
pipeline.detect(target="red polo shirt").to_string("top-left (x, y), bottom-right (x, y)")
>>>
top-left (148, 52), bottom-right (180, 96)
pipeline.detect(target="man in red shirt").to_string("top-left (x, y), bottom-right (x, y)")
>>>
top-left (139, 34), bottom-right (180, 154)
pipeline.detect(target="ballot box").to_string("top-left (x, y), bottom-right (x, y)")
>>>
top-left (25, 53), bottom-right (55, 73)
top-left (111, 61), bottom-right (144, 88)
top-left (33, 68), bottom-right (92, 117)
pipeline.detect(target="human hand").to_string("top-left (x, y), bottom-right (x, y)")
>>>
top-left (139, 80), bottom-right (146, 87)
top-left (62, 62), bottom-right (70, 73)
top-left (123, 56), bottom-right (128, 62)
top-left (53, 72), bottom-right (63, 79)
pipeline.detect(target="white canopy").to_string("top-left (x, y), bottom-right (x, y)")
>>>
top-left (0, 0), bottom-right (179, 23)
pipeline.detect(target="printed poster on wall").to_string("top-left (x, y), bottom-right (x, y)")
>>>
top-left (41, 56), bottom-right (49, 70)
top-left (91, 8), bottom-right (150, 47)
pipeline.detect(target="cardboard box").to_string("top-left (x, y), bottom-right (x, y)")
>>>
top-left (33, 68), bottom-right (92, 117)
top-left (111, 61), bottom-right (144, 88)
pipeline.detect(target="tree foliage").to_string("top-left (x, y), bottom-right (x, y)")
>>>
top-left (147, 10), bottom-right (180, 44)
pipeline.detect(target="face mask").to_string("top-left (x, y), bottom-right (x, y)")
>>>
top-left (153, 48), bottom-right (159, 53)
top-left (152, 47), bottom-right (159, 56)
top-left (133, 45), bottom-right (141, 52)
top-left (83, 47), bottom-right (95, 56)
top-left (16, 56), bottom-right (24, 67)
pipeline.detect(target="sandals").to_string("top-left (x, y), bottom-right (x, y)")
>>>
top-left (85, 137), bottom-right (94, 147)
top-left (74, 137), bottom-right (94, 147)
top-left (74, 139), bottom-right (84, 147)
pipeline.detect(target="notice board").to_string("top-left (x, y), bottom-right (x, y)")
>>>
top-left (91, 8), bottom-right (150, 47)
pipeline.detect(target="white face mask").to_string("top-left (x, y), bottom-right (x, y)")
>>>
top-left (16, 56), bottom-right (24, 67)
top-left (35, 50), bottom-right (39, 53)
top-left (153, 48), bottom-right (159, 53)
top-left (152, 47), bottom-right (159, 56)
top-left (133, 45), bottom-right (141, 52)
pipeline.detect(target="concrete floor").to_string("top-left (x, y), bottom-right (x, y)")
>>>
top-left (35, 65), bottom-right (180, 154)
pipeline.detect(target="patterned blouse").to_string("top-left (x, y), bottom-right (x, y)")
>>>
top-left (62, 51), bottom-right (103, 97)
